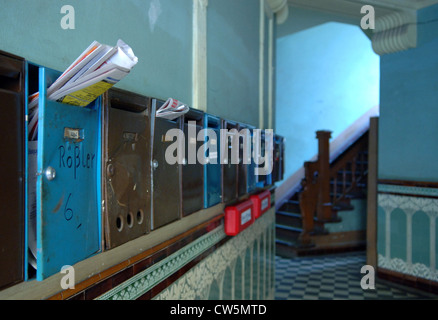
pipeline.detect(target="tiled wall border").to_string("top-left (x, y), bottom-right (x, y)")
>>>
top-left (378, 183), bottom-right (438, 198)
top-left (378, 182), bottom-right (438, 283)
top-left (154, 209), bottom-right (275, 300)
top-left (63, 217), bottom-right (223, 300)
top-left (96, 222), bottom-right (227, 300)
top-left (95, 209), bottom-right (275, 300)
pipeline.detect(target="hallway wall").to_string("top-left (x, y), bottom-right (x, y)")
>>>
top-left (378, 4), bottom-right (438, 182)
top-left (275, 19), bottom-right (380, 183)
top-left (0, 0), bottom-right (273, 128)
top-left (377, 4), bottom-right (438, 285)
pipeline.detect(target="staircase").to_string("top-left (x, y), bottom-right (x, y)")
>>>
top-left (276, 130), bottom-right (369, 257)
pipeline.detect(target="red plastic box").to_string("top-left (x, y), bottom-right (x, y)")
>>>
top-left (250, 190), bottom-right (271, 219)
top-left (224, 199), bottom-right (255, 236)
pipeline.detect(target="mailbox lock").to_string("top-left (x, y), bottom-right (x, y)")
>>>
top-left (45, 166), bottom-right (56, 181)
top-left (107, 163), bottom-right (115, 177)
top-left (152, 159), bottom-right (159, 170)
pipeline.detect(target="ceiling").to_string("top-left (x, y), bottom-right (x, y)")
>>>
top-left (287, 0), bottom-right (438, 20)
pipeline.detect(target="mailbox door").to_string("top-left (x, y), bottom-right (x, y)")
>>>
top-left (152, 112), bottom-right (182, 229)
top-left (36, 66), bottom-right (100, 280)
top-left (102, 89), bottom-right (151, 249)
top-left (221, 120), bottom-right (238, 203)
top-left (237, 124), bottom-right (250, 197)
top-left (182, 122), bottom-right (204, 216)
top-left (272, 136), bottom-right (281, 183)
top-left (256, 131), bottom-right (267, 187)
top-left (0, 51), bottom-right (25, 289)
top-left (204, 115), bottom-right (221, 208)
top-left (247, 127), bottom-right (257, 193)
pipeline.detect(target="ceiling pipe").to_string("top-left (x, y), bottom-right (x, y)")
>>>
top-left (266, 0), bottom-right (289, 24)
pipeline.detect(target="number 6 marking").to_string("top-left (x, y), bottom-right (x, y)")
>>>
top-left (64, 193), bottom-right (74, 221)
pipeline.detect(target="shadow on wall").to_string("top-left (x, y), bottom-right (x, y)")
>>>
top-left (275, 21), bottom-right (380, 183)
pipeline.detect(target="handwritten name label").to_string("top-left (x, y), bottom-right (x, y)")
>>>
top-left (59, 145), bottom-right (96, 179)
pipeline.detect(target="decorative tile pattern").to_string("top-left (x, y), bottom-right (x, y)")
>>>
top-left (378, 254), bottom-right (438, 282)
top-left (154, 210), bottom-right (276, 300)
top-left (378, 184), bottom-right (438, 198)
top-left (275, 251), bottom-right (437, 300)
top-left (378, 184), bottom-right (438, 285)
top-left (96, 224), bottom-right (227, 300)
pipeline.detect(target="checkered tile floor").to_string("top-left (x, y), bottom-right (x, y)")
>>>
top-left (275, 251), bottom-right (437, 300)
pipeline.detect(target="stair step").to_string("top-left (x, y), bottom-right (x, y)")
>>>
top-left (276, 224), bottom-right (302, 233)
top-left (280, 200), bottom-right (300, 213)
top-left (275, 238), bottom-right (316, 258)
top-left (276, 211), bottom-right (303, 229)
top-left (277, 211), bottom-right (301, 219)
top-left (275, 238), bottom-right (297, 247)
top-left (276, 225), bottom-right (302, 242)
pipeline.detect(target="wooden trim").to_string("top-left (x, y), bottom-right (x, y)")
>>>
top-left (50, 214), bottom-right (225, 300)
top-left (275, 105), bottom-right (379, 210)
top-left (367, 117), bottom-right (378, 268)
top-left (377, 267), bottom-right (438, 295)
top-left (0, 202), bottom-right (226, 300)
top-left (378, 179), bottom-right (438, 189)
top-left (378, 191), bottom-right (438, 200)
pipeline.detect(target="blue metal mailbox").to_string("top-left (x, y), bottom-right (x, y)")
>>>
top-left (203, 114), bottom-right (222, 208)
top-left (246, 125), bottom-right (257, 193)
top-left (27, 63), bottom-right (101, 281)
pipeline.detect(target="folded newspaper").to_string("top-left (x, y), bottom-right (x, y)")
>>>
top-left (156, 98), bottom-right (189, 120)
top-left (28, 39), bottom-right (138, 141)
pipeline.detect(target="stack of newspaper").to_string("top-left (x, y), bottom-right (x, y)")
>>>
top-left (156, 98), bottom-right (189, 120)
top-left (28, 39), bottom-right (138, 141)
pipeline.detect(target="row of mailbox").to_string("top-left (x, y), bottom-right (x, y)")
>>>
top-left (0, 50), bottom-right (285, 289)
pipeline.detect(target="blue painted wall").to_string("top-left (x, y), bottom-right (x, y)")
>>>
top-left (0, 0), bottom-right (193, 104)
top-left (377, 4), bottom-right (438, 284)
top-left (207, 0), bottom-right (261, 127)
top-left (378, 4), bottom-right (438, 182)
top-left (276, 21), bottom-right (380, 181)
top-left (0, 0), bottom-right (265, 126)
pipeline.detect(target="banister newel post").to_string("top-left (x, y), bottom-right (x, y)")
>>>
top-left (316, 130), bottom-right (332, 222)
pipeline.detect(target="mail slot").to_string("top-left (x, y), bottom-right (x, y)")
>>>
top-left (221, 119), bottom-right (239, 203)
top-left (250, 190), bottom-right (271, 219)
top-left (102, 88), bottom-right (152, 249)
top-left (151, 99), bottom-right (182, 229)
top-left (182, 108), bottom-right (205, 216)
top-left (0, 51), bottom-right (26, 289)
top-left (224, 199), bottom-right (255, 236)
top-left (203, 113), bottom-right (222, 208)
top-left (26, 63), bottom-right (101, 281)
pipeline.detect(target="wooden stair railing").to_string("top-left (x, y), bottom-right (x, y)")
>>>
top-left (298, 130), bottom-right (369, 245)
